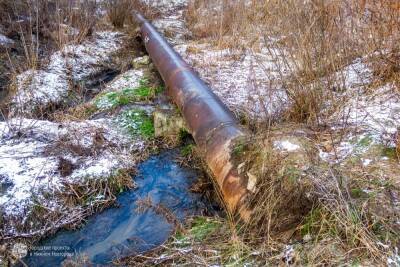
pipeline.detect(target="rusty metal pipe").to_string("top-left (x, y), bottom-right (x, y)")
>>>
top-left (133, 13), bottom-right (250, 219)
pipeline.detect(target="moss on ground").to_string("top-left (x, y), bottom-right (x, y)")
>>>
top-left (94, 78), bottom-right (163, 110)
top-left (178, 216), bottom-right (221, 242)
top-left (180, 144), bottom-right (195, 157)
top-left (117, 109), bottom-right (155, 139)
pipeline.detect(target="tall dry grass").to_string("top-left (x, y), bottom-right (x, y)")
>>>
top-left (186, 0), bottom-right (400, 125)
top-left (105, 0), bottom-right (132, 29)
top-left (0, 0), bottom-right (98, 73)
top-left (184, 0), bottom-right (400, 264)
top-left (105, 0), bottom-right (161, 29)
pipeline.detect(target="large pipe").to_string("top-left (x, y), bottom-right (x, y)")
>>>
top-left (133, 13), bottom-right (251, 219)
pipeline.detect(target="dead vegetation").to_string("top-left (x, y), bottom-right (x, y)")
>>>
top-left (0, 120), bottom-right (137, 241)
top-left (0, 0), bottom-right (98, 72)
top-left (185, 0), bottom-right (400, 125)
top-left (123, 128), bottom-right (399, 265)
top-left (1, 0), bottom-right (399, 265)
top-left (125, 1), bottom-right (400, 264)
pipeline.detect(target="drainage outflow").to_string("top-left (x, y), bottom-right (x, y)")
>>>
top-left (133, 12), bottom-right (251, 220)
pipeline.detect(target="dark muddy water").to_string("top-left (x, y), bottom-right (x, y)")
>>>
top-left (20, 149), bottom-right (211, 266)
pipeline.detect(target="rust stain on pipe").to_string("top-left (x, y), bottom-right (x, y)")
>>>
top-left (133, 13), bottom-right (250, 219)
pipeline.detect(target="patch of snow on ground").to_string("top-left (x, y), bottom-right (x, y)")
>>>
top-left (362, 158), bottom-right (372, 166)
top-left (388, 247), bottom-right (400, 267)
top-left (104, 69), bottom-right (144, 93)
top-left (0, 118), bottom-right (142, 219)
top-left (274, 140), bottom-right (300, 152)
top-left (344, 83), bottom-right (400, 144)
top-left (330, 58), bottom-right (372, 90)
top-left (49, 32), bottom-right (123, 81)
top-left (318, 133), bottom-right (375, 163)
top-left (153, 12), bottom-right (189, 44)
top-left (0, 34), bottom-right (14, 47)
top-left (11, 70), bottom-right (70, 114)
top-left (142, 0), bottom-right (187, 13)
top-left (175, 43), bottom-right (289, 118)
top-left (282, 245), bottom-right (295, 265)
top-left (141, 0), bottom-right (188, 44)
top-left (10, 32), bottom-right (123, 116)
top-left (320, 58), bottom-right (399, 163)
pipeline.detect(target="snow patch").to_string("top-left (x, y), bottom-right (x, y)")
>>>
top-left (175, 43), bottom-right (289, 118)
top-left (331, 58), bottom-right (372, 90)
top-left (388, 247), bottom-right (400, 267)
top-left (0, 34), bottom-right (14, 47)
top-left (10, 32), bottom-right (123, 116)
top-left (344, 83), bottom-right (400, 144)
top-left (362, 158), bottom-right (372, 166)
top-left (142, 0), bottom-right (187, 13)
top-left (0, 118), bottom-right (142, 220)
top-left (49, 31), bottom-right (123, 81)
top-left (274, 140), bottom-right (300, 152)
top-left (103, 69), bottom-right (144, 93)
top-left (11, 69), bottom-right (70, 113)
top-left (282, 245), bottom-right (295, 265)
top-left (153, 13), bottom-right (189, 44)
top-left (318, 133), bottom-right (375, 163)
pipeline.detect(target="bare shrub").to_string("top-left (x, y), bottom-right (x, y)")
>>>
top-left (105, 0), bottom-right (161, 29)
top-left (185, 0), bottom-right (400, 124)
top-left (51, 0), bottom-right (97, 46)
top-left (105, 0), bottom-right (132, 29)
top-left (0, 0), bottom-right (98, 74)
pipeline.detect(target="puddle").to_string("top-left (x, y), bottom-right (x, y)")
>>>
top-left (20, 149), bottom-right (211, 266)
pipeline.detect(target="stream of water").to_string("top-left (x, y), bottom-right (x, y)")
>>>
top-left (20, 149), bottom-right (210, 266)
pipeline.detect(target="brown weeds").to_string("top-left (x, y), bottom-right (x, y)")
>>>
top-left (105, 0), bottom-right (132, 29)
top-left (185, 0), bottom-right (400, 125)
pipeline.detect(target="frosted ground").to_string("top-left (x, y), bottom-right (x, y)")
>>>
top-left (0, 31), bottom-right (154, 238)
top-left (10, 32), bottom-right (123, 116)
top-left (1, 0), bottom-right (399, 264)
top-left (139, 0), bottom-right (400, 264)
top-left (151, 0), bottom-right (400, 165)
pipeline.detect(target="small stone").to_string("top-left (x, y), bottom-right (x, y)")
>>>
top-left (153, 108), bottom-right (187, 137)
top-left (0, 33), bottom-right (14, 48)
top-left (303, 234), bottom-right (312, 242)
top-left (133, 56), bottom-right (151, 69)
top-left (246, 172), bottom-right (257, 193)
top-left (237, 162), bottom-right (245, 173)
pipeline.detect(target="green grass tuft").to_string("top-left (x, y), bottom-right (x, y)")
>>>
top-left (190, 217), bottom-right (221, 241)
top-left (94, 78), bottom-right (164, 110)
top-left (173, 217), bottom-right (221, 247)
top-left (181, 144), bottom-right (195, 157)
top-left (117, 109), bottom-right (155, 139)
top-left (381, 146), bottom-right (397, 159)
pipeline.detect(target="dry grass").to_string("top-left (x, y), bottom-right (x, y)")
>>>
top-left (0, 0), bottom-right (98, 72)
top-left (105, 0), bottom-right (161, 29)
top-left (117, 2), bottom-right (400, 264)
top-left (185, 0), bottom-right (400, 125)
top-left (0, 0), bottom-right (99, 120)
top-left (50, 0), bottom-right (97, 46)
top-left (123, 130), bottom-right (398, 265)
top-left (231, 132), bottom-right (397, 264)
top-left (105, 0), bottom-right (132, 29)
